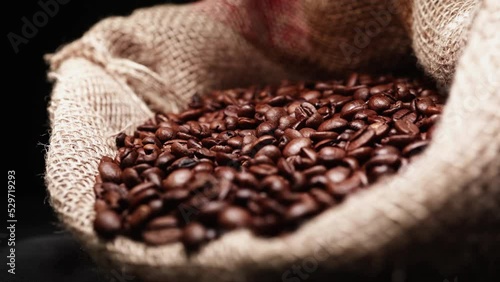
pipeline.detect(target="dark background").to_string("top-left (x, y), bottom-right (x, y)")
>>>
top-left (4, 1), bottom-right (186, 281)
top-left (8, 0), bottom-right (186, 243)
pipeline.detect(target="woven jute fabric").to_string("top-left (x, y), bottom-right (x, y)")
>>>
top-left (45, 0), bottom-right (499, 281)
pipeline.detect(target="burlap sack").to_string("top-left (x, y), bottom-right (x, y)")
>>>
top-left (45, 0), bottom-right (499, 281)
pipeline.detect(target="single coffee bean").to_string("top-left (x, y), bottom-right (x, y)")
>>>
top-left (394, 119), bottom-right (420, 135)
top-left (161, 169), bottom-right (193, 190)
top-left (368, 94), bottom-right (392, 112)
top-left (317, 117), bottom-right (348, 132)
top-left (283, 138), bottom-right (312, 158)
top-left (182, 222), bottom-right (207, 250)
top-left (325, 166), bottom-right (351, 184)
top-left (94, 209), bottom-right (122, 238)
top-left (347, 128), bottom-right (375, 150)
top-left (143, 228), bottom-right (182, 245)
top-left (255, 145), bottom-right (282, 162)
top-left (218, 206), bottom-right (252, 230)
top-left (402, 140), bottom-right (430, 157)
top-left (98, 160), bottom-right (122, 183)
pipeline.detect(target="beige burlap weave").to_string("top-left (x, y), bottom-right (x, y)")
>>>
top-left (45, 0), bottom-right (499, 281)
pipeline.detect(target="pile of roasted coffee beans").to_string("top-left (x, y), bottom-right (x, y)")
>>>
top-left (93, 73), bottom-right (444, 251)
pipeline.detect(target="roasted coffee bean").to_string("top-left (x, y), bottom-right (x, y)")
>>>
top-left (127, 204), bottom-right (153, 229)
top-left (182, 222), bottom-right (207, 250)
top-left (94, 210), bottom-right (122, 238)
top-left (249, 164), bottom-right (279, 176)
top-left (218, 206), bottom-right (251, 230)
top-left (283, 138), bottom-right (312, 158)
top-left (98, 160), bottom-right (122, 183)
top-left (161, 169), bottom-right (193, 190)
top-left (143, 228), bottom-right (182, 245)
top-left (154, 152), bottom-right (176, 170)
top-left (367, 165), bottom-right (396, 182)
top-left (93, 73), bottom-right (444, 250)
top-left (262, 175), bottom-right (290, 194)
top-left (347, 128), bottom-right (375, 150)
top-left (381, 134), bottom-right (418, 147)
top-left (394, 119), bottom-right (420, 135)
top-left (301, 90), bottom-right (322, 100)
top-left (317, 117), bottom-right (348, 132)
top-left (340, 99), bottom-right (366, 118)
top-left (255, 145), bottom-right (282, 162)
top-left (327, 173), bottom-right (361, 196)
top-left (373, 146), bottom-right (400, 156)
top-left (402, 140), bottom-right (430, 157)
top-left (325, 166), bottom-right (351, 184)
top-left (122, 168), bottom-right (141, 188)
top-left (368, 94), bottom-right (392, 112)
top-left (347, 146), bottom-right (373, 161)
top-left (285, 195), bottom-right (318, 221)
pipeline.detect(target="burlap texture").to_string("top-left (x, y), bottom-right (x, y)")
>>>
top-left (45, 0), bottom-right (499, 281)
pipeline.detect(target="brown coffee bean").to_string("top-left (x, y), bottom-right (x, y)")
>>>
top-left (368, 94), bottom-right (392, 112)
top-left (122, 168), bottom-right (141, 188)
top-left (283, 137), bottom-right (312, 158)
top-left (301, 90), bottom-right (322, 100)
top-left (340, 99), bottom-right (366, 118)
top-left (365, 154), bottom-right (400, 169)
top-left (256, 121), bottom-right (276, 137)
top-left (277, 158), bottom-right (295, 176)
top-left (381, 134), bottom-right (418, 147)
top-left (98, 160), bottom-right (122, 183)
top-left (193, 162), bottom-right (214, 173)
top-left (262, 175), bottom-right (290, 194)
top-left (353, 87), bottom-right (370, 101)
top-left (367, 165), bottom-right (396, 182)
top-left (394, 119), bottom-right (420, 135)
top-left (402, 140), bottom-right (430, 157)
top-left (284, 128), bottom-right (303, 140)
top-left (94, 209), bottom-right (122, 238)
top-left (318, 146), bottom-right (346, 163)
top-left (218, 206), bottom-right (251, 229)
top-left (143, 228), bottom-right (182, 245)
top-left (265, 107), bottom-right (287, 124)
top-left (347, 146), bottom-right (373, 161)
top-left (255, 145), bottom-right (282, 162)
top-left (325, 166), bottom-right (351, 184)
top-left (368, 122), bottom-right (391, 138)
top-left (310, 188), bottom-right (336, 207)
top-left (249, 164), bottom-right (279, 176)
top-left (347, 128), bottom-right (375, 150)
top-left (317, 117), bottom-right (348, 132)
top-left (285, 195), bottom-right (318, 220)
top-left (235, 171), bottom-right (259, 187)
top-left (327, 173), bottom-right (361, 196)
top-left (354, 109), bottom-right (377, 120)
top-left (373, 146), bottom-right (400, 156)
top-left (414, 97), bottom-right (435, 114)
top-left (369, 83), bottom-right (392, 94)
top-left (145, 216), bottom-right (177, 231)
top-left (182, 222), bottom-right (207, 249)
top-left (161, 169), bottom-right (193, 190)
top-left (127, 204), bottom-right (153, 228)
